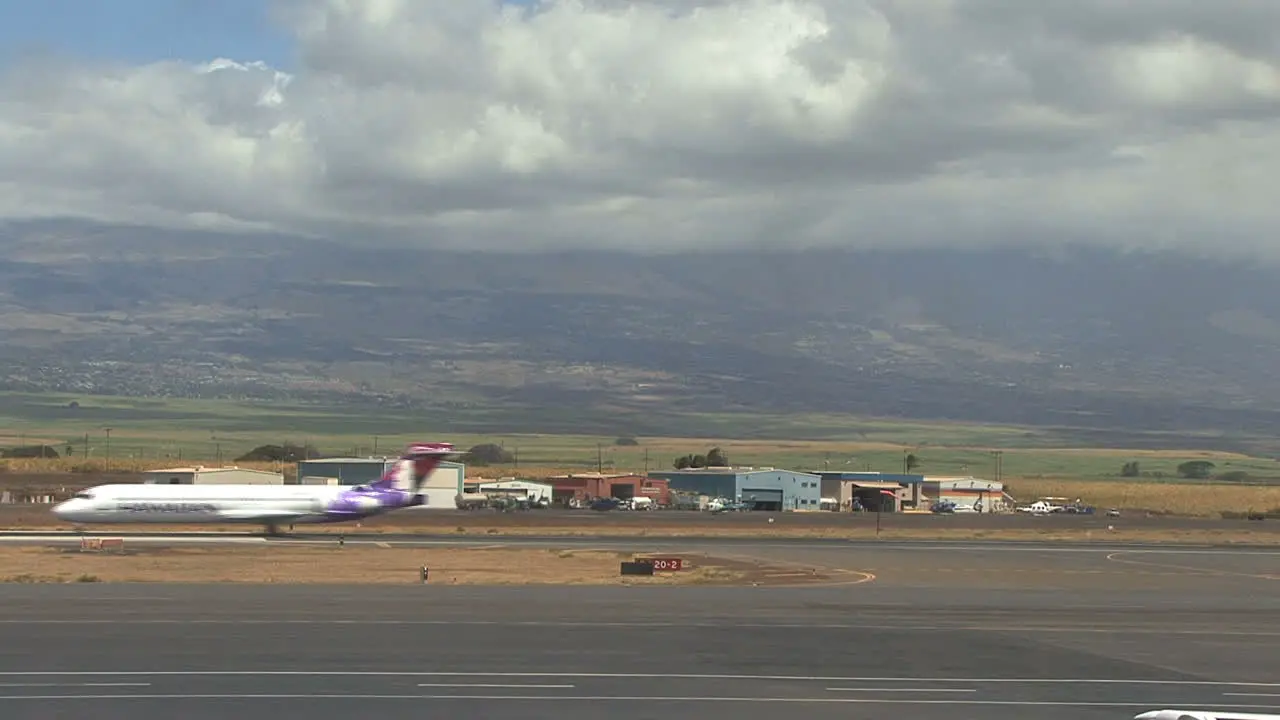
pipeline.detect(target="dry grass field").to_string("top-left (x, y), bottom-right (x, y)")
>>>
top-left (1007, 478), bottom-right (1280, 516)
top-left (0, 545), bottom-right (765, 585)
top-left (0, 458), bottom-right (284, 475)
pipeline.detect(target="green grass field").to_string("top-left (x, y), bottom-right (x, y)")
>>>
top-left (2, 391), bottom-right (1279, 484)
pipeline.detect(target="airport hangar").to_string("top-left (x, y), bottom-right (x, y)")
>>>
top-left (141, 466), bottom-right (285, 485)
top-left (922, 476), bottom-right (1012, 512)
top-left (544, 473), bottom-right (672, 506)
top-left (296, 456), bottom-right (466, 509)
top-left (813, 471), bottom-right (924, 512)
top-left (647, 466), bottom-right (821, 511)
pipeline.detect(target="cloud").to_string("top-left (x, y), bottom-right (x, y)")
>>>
top-left (1, 0), bottom-right (1279, 256)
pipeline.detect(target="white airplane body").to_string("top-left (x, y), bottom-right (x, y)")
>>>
top-left (57, 482), bottom-right (354, 524)
top-left (1136, 711), bottom-right (1280, 720)
top-left (1018, 499), bottom-right (1062, 515)
top-left (51, 442), bottom-right (458, 534)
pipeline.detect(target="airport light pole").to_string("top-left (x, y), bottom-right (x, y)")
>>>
top-left (103, 428), bottom-right (112, 470)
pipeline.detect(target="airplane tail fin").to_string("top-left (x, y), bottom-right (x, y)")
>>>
top-left (373, 443), bottom-right (459, 493)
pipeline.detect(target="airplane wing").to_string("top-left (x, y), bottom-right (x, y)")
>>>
top-left (216, 508), bottom-right (312, 522)
top-left (1136, 710), bottom-right (1280, 720)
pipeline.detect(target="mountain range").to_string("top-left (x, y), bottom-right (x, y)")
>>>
top-left (4, 218), bottom-right (1280, 449)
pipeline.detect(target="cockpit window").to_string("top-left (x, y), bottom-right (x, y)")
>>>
top-left (353, 485), bottom-right (369, 492)
top-left (73, 492), bottom-right (93, 500)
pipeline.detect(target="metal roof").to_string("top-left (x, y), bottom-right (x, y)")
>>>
top-left (143, 466), bottom-right (280, 475)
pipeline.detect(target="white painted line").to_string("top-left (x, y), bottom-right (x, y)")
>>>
top-left (1225, 693), bottom-right (1280, 697)
top-left (0, 694), bottom-right (1276, 709)
top-left (0, 671), bottom-right (1271, 687)
top-left (0, 619), bottom-right (1271, 636)
top-left (416, 684), bottom-right (575, 688)
top-left (1106, 552), bottom-right (1280, 581)
top-left (826, 687), bottom-right (977, 693)
top-left (0, 683), bottom-right (150, 688)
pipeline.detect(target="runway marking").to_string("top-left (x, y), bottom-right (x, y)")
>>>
top-left (0, 694), bottom-right (1278, 709)
top-left (0, 683), bottom-right (150, 688)
top-left (0, 671), bottom-right (1274, 687)
top-left (416, 683), bottom-right (575, 688)
top-left (7, 534), bottom-right (1280, 555)
top-left (0, 620), bottom-right (1273, 635)
top-left (1226, 693), bottom-right (1280, 697)
top-left (825, 687), bottom-right (977, 693)
top-left (1105, 552), bottom-right (1280, 581)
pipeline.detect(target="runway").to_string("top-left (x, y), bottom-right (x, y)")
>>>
top-left (1, 542), bottom-right (1278, 720)
top-left (5, 528), bottom-right (1280, 549)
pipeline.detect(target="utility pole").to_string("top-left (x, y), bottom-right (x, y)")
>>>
top-left (643, 448), bottom-right (649, 474)
top-left (596, 443), bottom-right (603, 474)
top-left (103, 428), bottom-right (112, 470)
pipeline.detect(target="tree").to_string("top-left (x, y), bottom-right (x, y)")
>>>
top-left (1120, 461), bottom-right (1140, 477)
top-left (1, 445), bottom-right (61, 459)
top-left (905, 453), bottom-right (921, 472)
top-left (673, 452), bottom-right (710, 469)
top-left (236, 443), bottom-right (318, 463)
top-left (1176, 460), bottom-right (1215, 479)
top-left (706, 447), bottom-right (729, 467)
top-left (462, 443), bottom-right (515, 467)
top-left (614, 437), bottom-right (639, 446)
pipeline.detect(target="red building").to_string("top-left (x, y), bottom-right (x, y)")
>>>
top-left (547, 473), bottom-right (671, 506)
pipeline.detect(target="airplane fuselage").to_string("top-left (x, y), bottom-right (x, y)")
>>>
top-left (52, 482), bottom-right (418, 526)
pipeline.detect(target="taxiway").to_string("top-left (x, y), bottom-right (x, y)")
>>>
top-left (0, 540), bottom-right (1276, 720)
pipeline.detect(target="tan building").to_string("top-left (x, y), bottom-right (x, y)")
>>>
top-left (142, 466), bottom-right (284, 485)
top-left (922, 476), bottom-right (1012, 513)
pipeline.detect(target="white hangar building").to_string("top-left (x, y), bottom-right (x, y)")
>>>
top-left (475, 480), bottom-right (554, 505)
top-left (142, 466), bottom-right (285, 485)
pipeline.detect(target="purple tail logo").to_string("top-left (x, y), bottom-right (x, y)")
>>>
top-left (372, 442), bottom-right (458, 492)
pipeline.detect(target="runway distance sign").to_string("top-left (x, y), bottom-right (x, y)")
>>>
top-left (640, 557), bottom-right (684, 572)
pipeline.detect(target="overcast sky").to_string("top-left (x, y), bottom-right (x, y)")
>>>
top-left (2, 0), bottom-right (1278, 255)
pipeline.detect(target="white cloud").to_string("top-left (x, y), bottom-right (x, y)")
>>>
top-left (1, 0), bottom-right (1279, 255)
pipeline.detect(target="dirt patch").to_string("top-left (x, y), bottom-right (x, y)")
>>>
top-left (0, 545), bottom-right (835, 586)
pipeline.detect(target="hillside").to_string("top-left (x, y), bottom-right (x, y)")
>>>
top-left (3, 219), bottom-right (1280, 447)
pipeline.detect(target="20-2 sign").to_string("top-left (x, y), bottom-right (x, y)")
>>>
top-left (645, 557), bottom-right (684, 571)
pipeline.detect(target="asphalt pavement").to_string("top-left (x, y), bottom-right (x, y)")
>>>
top-left (1, 542), bottom-right (1277, 720)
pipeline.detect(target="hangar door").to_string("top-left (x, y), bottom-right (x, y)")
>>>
top-left (741, 488), bottom-right (783, 512)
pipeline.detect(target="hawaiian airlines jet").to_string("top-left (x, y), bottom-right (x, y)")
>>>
top-left (1136, 710), bottom-right (1280, 719)
top-left (51, 442), bottom-right (458, 535)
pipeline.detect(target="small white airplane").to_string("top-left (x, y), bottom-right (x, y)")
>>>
top-left (1136, 710), bottom-right (1280, 720)
top-left (1018, 499), bottom-right (1063, 515)
top-left (51, 442), bottom-right (458, 535)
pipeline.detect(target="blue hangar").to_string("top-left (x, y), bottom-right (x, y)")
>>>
top-left (647, 466), bottom-right (822, 511)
